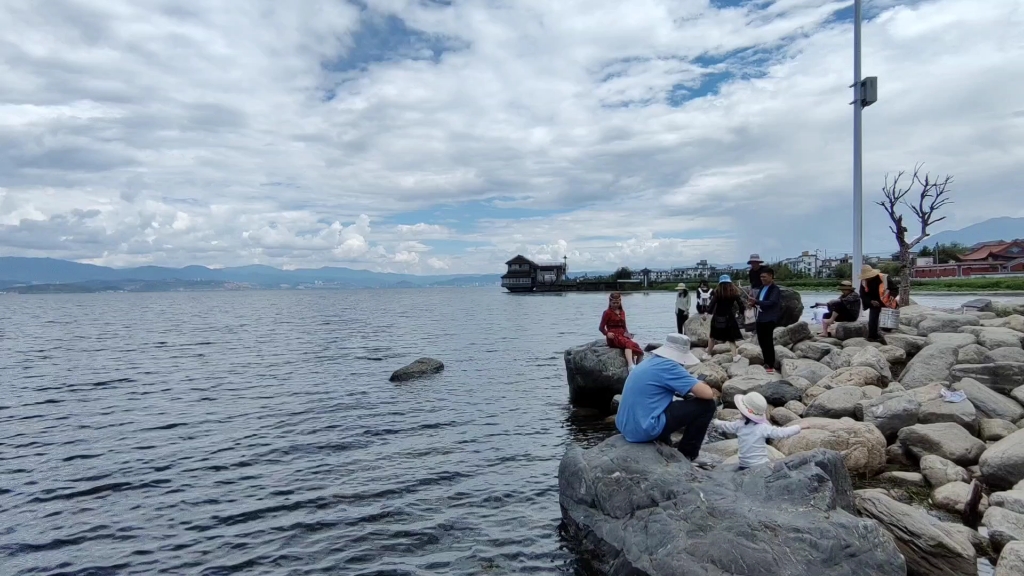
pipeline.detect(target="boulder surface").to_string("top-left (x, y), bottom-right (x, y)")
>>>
top-left (564, 341), bottom-right (627, 409)
top-left (389, 357), bottom-right (444, 382)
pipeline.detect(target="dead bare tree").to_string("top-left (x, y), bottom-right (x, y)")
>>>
top-left (876, 163), bottom-right (954, 306)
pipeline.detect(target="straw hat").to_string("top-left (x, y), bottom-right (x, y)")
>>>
top-left (675, 283), bottom-right (688, 291)
top-left (718, 274), bottom-right (732, 284)
top-left (838, 280), bottom-right (855, 292)
top-left (734, 392), bottom-right (769, 425)
top-left (860, 264), bottom-right (880, 280)
top-left (652, 334), bottom-right (700, 367)
top-left (748, 253), bottom-right (764, 264)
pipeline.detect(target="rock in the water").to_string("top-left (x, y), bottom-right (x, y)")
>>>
top-left (683, 314), bottom-right (711, 348)
top-left (761, 378), bottom-right (810, 406)
top-left (794, 341), bottom-right (837, 362)
top-left (774, 417), bottom-right (887, 476)
top-left (855, 490), bottom-right (976, 576)
top-left (818, 366), bottom-right (885, 390)
top-left (771, 406), bottom-right (800, 426)
top-left (785, 400), bottom-right (806, 416)
top-left (856, 393), bottom-right (920, 441)
top-left (960, 326), bottom-right (1024, 350)
top-left (950, 363), bottom-right (1024, 395)
top-left (987, 347), bottom-right (1024, 364)
top-left (722, 374), bottom-right (773, 399)
top-left (990, 491), bottom-right (1024, 515)
top-left (780, 358), bottom-right (834, 385)
top-left (918, 314), bottom-right (982, 336)
top-left (834, 321), bottom-right (869, 341)
top-left (958, 344), bottom-right (991, 365)
top-left (736, 342), bottom-right (764, 365)
top-left (805, 386), bottom-right (867, 419)
top-left (983, 506), bottom-right (1024, 552)
top-left (932, 481), bottom-right (988, 516)
top-left (920, 455), bottom-right (972, 488)
top-left (778, 286), bottom-right (804, 327)
top-left (982, 419), bottom-right (1021, 442)
top-left (564, 341), bottom-right (627, 409)
top-left (919, 398), bottom-right (979, 435)
top-left (995, 541), bottom-right (1024, 576)
top-left (954, 377), bottom-right (1024, 421)
top-left (643, 342), bottom-right (662, 353)
top-left (389, 357), bottom-right (444, 382)
top-left (558, 437), bottom-right (904, 576)
top-left (880, 471), bottom-right (926, 487)
top-left (690, 362), bottom-right (729, 390)
top-left (898, 423), bottom-right (987, 467)
top-left (927, 332), bottom-right (978, 349)
top-left (774, 321), bottom-right (813, 348)
top-left (901, 344), bottom-right (959, 389)
top-left (980, 429), bottom-right (1024, 490)
top-left (885, 333), bottom-right (929, 357)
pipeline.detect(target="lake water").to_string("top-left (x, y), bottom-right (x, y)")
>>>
top-left (3, 289), bottom-right (1021, 575)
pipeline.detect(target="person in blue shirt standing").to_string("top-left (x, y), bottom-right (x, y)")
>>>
top-left (615, 334), bottom-right (719, 461)
top-left (749, 267), bottom-right (782, 373)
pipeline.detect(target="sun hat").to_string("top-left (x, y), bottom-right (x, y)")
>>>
top-left (675, 283), bottom-right (688, 291)
top-left (734, 392), bottom-right (769, 425)
top-left (718, 274), bottom-right (732, 284)
top-left (652, 334), bottom-right (701, 367)
top-left (747, 254), bottom-right (764, 264)
top-left (838, 280), bottom-right (855, 291)
top-left (860, 264), bottom-right (880, 280)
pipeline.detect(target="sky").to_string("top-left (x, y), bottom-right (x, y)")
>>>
top-left (1, 0), bottom-right (1022, 275)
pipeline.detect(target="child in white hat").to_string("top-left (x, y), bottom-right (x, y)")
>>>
top-left (711, 392), bottom-right (802, 469)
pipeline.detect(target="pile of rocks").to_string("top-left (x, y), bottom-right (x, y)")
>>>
top-left (566, 301), bottom-right (1024, 574)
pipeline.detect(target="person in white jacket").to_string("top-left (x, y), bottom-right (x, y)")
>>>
top-left (710, 392), bottom-right (802, 469)
top-left (674, 283), bottom-right (692, 333)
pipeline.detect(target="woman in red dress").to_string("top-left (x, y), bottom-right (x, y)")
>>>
top-left (600, 293), bottom-right (643, 371)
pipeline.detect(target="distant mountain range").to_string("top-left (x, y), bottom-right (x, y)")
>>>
top-left (0, 257), bottom-right (501, 292)
top-left (925, 217), bottom-right (1024, 248)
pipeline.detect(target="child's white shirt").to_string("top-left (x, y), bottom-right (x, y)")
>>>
top-left (712, 419), bottom-right (801, 468)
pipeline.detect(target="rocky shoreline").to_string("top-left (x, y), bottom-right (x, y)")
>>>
top-left (561, 298), bottom-right (1024, 575)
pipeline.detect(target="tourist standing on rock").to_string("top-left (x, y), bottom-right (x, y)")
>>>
top-left (706, 275), bottom-right (745, 362)
top-left (819, 280), bottom-right (862, 337)
top-left (674, 283), bottom-right (692, 334)
top-left (746, 254), bottom-right (765, 294)
top-left (710, 392), bottom-right (801, 470)
top-left (600, 292), bottom-right (644, 372)
top-left (615, 334), bottom-right (719, 461)
top-left (696, 280), bottom-right (712, 315)
top-left (859, 265), bottom-right (899, 343)
top-left (749, 267), bottom-right (782, 373)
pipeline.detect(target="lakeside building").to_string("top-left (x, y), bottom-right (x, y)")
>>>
top-left (501, 255), bottom-right (569, 292)
top-left (913, 239), bottom-right (1024, 279)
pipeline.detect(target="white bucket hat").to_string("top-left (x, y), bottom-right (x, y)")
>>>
top-left (734, 392), bottom-right (769, 424)
top-left (652, 334), bottom-right (700, 367)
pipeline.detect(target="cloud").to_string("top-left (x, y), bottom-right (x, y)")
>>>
top-left (0, 0), bottom-right (1021, 275)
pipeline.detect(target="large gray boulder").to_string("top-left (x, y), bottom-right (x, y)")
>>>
top-left (564, 341), bottom-right (628, 409)
top-left (980, 429), bottom-right (1024, 490)
top-left (996, 541), bottom-right (1024, 576)
top-left (834, 321), bottom-right (869, 341)
top-left (898, 423), bottom-right (987, 467)
top-left (919, 455), bottom-right (971, 488)
top-left (990, 491), bottom-right (1024, 515)
top-left (761, 378), bottom-right (811, 407)
top-left (931, 481), bottom-right (988, 516)
top-left (926, 332), bottom-right (978, 349)
top-left (851, 346), bottom-right (893, 381)
top-left (855, 490), bottom-right (976, 576)
top-left (981, 419), bottom-right (1020, 442)
top-left (987, 347), bottom-right (1024, 364)
top-left (900, 344), bottom-right (959, 388)
top-left (690, 362), bottom-right (729, 391)
top-left (805, 387), bottom-right (868, 419)
top-left (855, 393), bottom-right (920, 441)
top-left (794, 341), bottom-right (837, 362)
top-left (983, 506), bottom-right (1024, 553)
top-left (918, 398), bottom-right (979, 435)
top-left (953, 377), bottom-right (1024, 421)
top-left (774, 417), bottom-right (887, 476)
top-left (683, 314), bottom-right (711, 348)
top-left (722, 374), bottom-right (774, 400)
top-left (778, 286), bottom-right (804, 327)
top-left (736, 342), bottom-right (764, 365)
top-left (774, 321), bottom-right (812, 348)
top-left (900, 305), bottom-right (941, 328)
top-left (818, 366), bottom-right (885, 390)
top-left (389, 357), bottom-right (444, 382)
top-left (918, 314), bottom-right (981, 336)
top-left (558, 437), bottom-right (904, 576)
top-left (950, 363), bottom-right (1024, 395)
top-left (884, 333), bottom-right (929, 357)
top-left (957, 344), bottom-right (991, 365)
top-left (821, 348), bottom-right (857, 371)
top-left (959, 326), bottom-right (1024, 350)
top-left (780, 358), bottom-right (834, 385)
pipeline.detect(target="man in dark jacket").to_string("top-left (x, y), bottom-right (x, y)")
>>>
top-left (749, 267), bottom-right (782, 372)
top-left (819, 281), bottom-right (862, 336)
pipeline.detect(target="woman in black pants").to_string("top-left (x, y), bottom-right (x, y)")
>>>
top-left (749, 267), bottom-right (782, 373)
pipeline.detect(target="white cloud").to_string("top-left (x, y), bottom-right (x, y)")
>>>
top-left (0, 0), bottom-right (1021, 275)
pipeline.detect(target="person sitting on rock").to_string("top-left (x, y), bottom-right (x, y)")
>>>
top-left (600, 292), bottom-right (643, 372)
top-left (819, 280), bottom-right (862, 336)
top-left (710, 392), bottom-right (801, 470)
top-left (615, 334), bottom-right (719, 462)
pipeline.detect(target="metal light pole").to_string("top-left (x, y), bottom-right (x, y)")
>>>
top-left (852, 0), bottom-right (864, 289)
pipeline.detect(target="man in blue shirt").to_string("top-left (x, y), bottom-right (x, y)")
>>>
top-left (615, 334), bottom-right (720, 460)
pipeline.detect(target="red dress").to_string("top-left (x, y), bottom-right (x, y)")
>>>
top-left (600, 309), bottom-right (643, 358)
